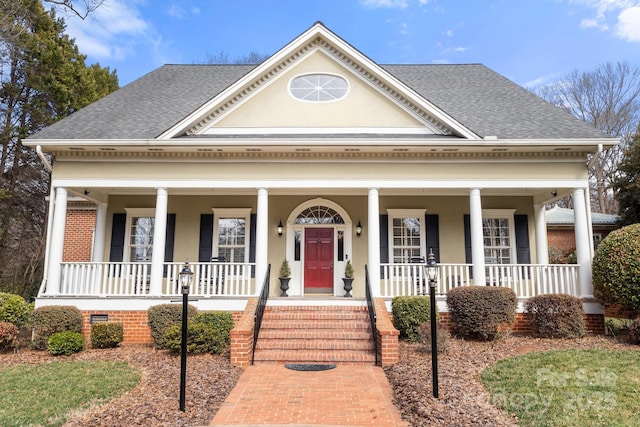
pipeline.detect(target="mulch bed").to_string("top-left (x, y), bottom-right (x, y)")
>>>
top-left (385, 334), bottom-right (636, 426)
top-left (1, 335), bottom-right (636, 426)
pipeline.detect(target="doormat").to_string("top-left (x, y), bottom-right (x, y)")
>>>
top-left (284, 364), bottom-right (336, 371)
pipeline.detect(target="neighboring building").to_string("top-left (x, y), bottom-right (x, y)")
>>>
top-left (546, 205), bottom-right (620, 261)
top-left (26, 23), bottom-right (617, 363)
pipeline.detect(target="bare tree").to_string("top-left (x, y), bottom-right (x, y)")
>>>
top-left (535, 62), bottom-right (640, 214)
top-left (204, 50), bottom-right (270, 65)
top-left (43, 0), bottom-right (104, 19)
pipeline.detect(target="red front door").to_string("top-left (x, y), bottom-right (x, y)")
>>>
top-left (304, 228), bottom-right (334, 293)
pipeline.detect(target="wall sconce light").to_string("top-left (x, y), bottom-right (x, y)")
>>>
top-left (277, 220), bottom-right (283, 237)
top-left (356, 221), bottom-right (362, 237)
top-left (550, 190), bottom-right (558, 197)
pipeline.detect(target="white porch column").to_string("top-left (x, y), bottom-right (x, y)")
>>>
top-left (534, 203), bottom-right (549, 264)
top-left (469, 188), bottom-right (486, 286)
top-left (573, 188), bottom-right (593, 298)
top-left (47, 187), bottom-right (68, 295)
top-left (91, 202), bottom-right (108, 262)
top-left (368, 188), bottom-right (381, 296)
top-left (149, 188), bottom-right (168, 296)
top-left (255, 188), bottom-right (269, 293)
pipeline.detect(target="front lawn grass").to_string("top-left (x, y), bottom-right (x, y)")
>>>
top-left (0, 360), bottom-right (140, 427)
top-left (481, 349), bottom-right (640, 427)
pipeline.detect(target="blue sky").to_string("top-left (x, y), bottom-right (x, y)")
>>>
top-left (55, 0), bottom-right (640, 88)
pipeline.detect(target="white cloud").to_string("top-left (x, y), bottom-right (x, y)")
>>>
top-left (400, 22), bottom-right (409, 35)
top-left (616, 6), bottom-right (640, 40)
top-left (579, 17), bottom-right (609, 30)
top-left (432, 59), bottom-right (451, 64)
top-left (61, 0), bottom-right (155, 61)
top-left (167, 5), bottom-right (186, 19)
top-left (573, 0), bottom-right (640, 41)
top-left (444, 29), bottom-right (453, 37)
top-left (360, 0), bottom-right (409, 9)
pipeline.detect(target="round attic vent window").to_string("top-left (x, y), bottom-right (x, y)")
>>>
top-left (289, 73), bottom-right (349, 102)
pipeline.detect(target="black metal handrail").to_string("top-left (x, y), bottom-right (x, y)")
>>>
top-left (252, 264), bottom-right (270, 365)
top-left (365, 265), bottom-right (379, 366)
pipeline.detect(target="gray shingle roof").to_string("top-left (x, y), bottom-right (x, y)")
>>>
top-left (29, 63), bottom-right (607, 141)
top-left (545, 206), bottom-right (620, 225)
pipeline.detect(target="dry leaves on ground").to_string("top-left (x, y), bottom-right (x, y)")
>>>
top-left (2, 346), bottom-right (242, 427)
top-left (385, 335), bottom-right (635, 427)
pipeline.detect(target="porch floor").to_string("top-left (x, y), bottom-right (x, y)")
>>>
top-left (210, 364), bottom-right (407, 426)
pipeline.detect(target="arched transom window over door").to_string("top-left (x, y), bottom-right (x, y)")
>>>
top-left (294, 206), bottom-right (345, 225)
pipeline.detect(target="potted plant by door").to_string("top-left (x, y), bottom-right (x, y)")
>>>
top-left (342, 260), bottom-right (354, 297)
top-left (279, 259), bottom-right (291, 297)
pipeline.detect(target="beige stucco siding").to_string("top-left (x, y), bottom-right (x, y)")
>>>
top-left (52, 158), bottom-right (589, 182)
top-left (105, 193), bottom-right (537, 294)
top-left (213, 51), bottom-right (425, 129)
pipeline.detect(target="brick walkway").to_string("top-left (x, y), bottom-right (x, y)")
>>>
top-left (210, 364), bottom-right (408, 426)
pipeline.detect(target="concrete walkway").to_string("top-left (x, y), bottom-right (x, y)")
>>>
top-left (210, 365), bottom-right (408, 426)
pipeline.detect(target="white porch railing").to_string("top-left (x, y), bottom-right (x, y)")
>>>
top-left (380, 263), bottom-right (578, 298)
top-left (57, 262), bottom-right (255, 297)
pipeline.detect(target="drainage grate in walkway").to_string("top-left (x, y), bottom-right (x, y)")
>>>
top-left (284, 363), bottom-right (336, 371)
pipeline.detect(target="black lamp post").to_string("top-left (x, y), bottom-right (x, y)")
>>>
top-left (426, 249), bottom-right (439, 398)
top-left (178, 261), bottom-right (193, 412)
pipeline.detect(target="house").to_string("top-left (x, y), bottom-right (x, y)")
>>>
top-left (26, 23), bottom-right (617, 365)
top-left (546, 205), bottom-right (620, 261)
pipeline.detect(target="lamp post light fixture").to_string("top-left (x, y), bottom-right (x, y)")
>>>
top-left (277, 220), bottom-right (284, 237)
top-left (178, 261), bottom-right (193, 412)
top-left (426, 249), bottom-right (439, 398)
top-left (356, 220), bottom-right (363, 237)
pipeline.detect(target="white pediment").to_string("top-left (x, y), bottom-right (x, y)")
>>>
top-left (159, 23), bottom-right (478, 140)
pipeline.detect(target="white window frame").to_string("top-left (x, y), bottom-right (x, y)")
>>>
top-left (387, 209), bottom-right (427, 263)
top-left (482, 209), bottom-right (517, 264)
top-left (288, 73), bottom-right (350, 103)
top-left (123, 208), bottom-right (155, 263)
top-left (211, 208), bottom-right (251, 263)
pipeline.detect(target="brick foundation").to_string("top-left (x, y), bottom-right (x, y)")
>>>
top-left (374, 299), bottom-right (399, 367)
top-left (435, 312), bottom-right (605, 335)
top-left (80, 309), bottom-right (245, 347)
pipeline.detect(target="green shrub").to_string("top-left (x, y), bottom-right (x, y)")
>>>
top-left (0, 321), bottom-right (19, 352)
top-left (525, 294), bottom-right (586, 338)
top-left (31, 306), bottom-right (83, 350)
top-left (629, 317), bottom-right (640, 344)
top-left (447, 286), bottom-right (517, 341)
top-left (47, 331), bottom-right (85, 355)
top-left (90, 322), bottom-right (124, 348)
top-left (391, 296), bottom-right (435, 342)
top-left (0, 293), bottom-right (32, 328)
top-left (163, 311), bottom-right (234, 354)
top-left (147, 303), bottom-right (197, 349)
top-left (592, 224), bottom-right (640, 314)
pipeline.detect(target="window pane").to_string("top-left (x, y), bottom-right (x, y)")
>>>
top-left (390, 216), bottom-right (422, 263)
top-left (129, 216), bottom-right (154, 262)
top-left (216, 217), bottom-right (247, 263)
top-left (482, 217), bottom-right (511, 264)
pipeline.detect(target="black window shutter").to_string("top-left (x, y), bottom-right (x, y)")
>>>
top-left (425, 214), bottom-right (440, 262)
top-left (163, 214), bottom-right (176, 277)
top-left (463, 214), bottom-right (472, 264)
top-left (164, 214), bottom-right (176, 262)
top-left (249, 213), bottom-right (257, 278)
top-left (109, 213), bottom-right (126, 262)
top-left (379, 215), bottom-right (389, 264)
top-left (514, 214), bottom-right (531, 264)
top-left (198, 214), bottom-right (214, 262)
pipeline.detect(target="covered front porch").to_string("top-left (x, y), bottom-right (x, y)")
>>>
top-left (38, 178), bottom-right (599, 305)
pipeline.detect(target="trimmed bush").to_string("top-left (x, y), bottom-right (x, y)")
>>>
top-left (391, 296), bottom-right (435, 342)
top-left (592, 224), bottom-right (640, 314)
top-left (47, 331), bottom-right (85, 355)
top-left (163, 311), bottom-right (234, 354)
top-left (447, 286), bottom-right (517, 341)
top-left (31, 306), bottom-right (83, 350)
top-left (147, 303), bottom-right (197, 349)
top-left (629, 317), bottom-right (640, 344)
top-left (91, 322), bottom-right (124, 348)
top-left (0, 321), bottom-right (19, 352)
top-left (525, 294), bottom-right (586, 338)
top-left (0, 292), bottom-right (31, 328)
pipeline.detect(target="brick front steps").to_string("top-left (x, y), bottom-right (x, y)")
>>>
top-left (252, 305), bottom-right (377, 365)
